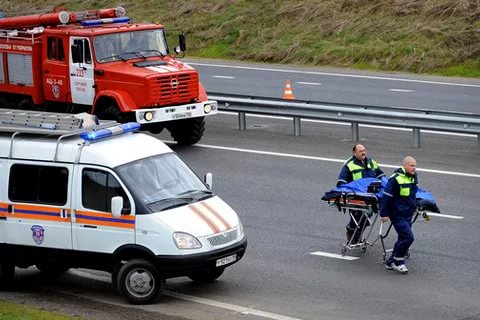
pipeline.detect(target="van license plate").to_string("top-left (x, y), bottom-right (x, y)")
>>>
top-left (216, 254), bottom-right (237, 267)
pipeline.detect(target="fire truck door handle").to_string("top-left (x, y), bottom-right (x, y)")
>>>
top-left (83, 225), bottom-right (97, 229)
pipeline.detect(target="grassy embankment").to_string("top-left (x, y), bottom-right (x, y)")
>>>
top-left (4, 0), bottom-right (477, 77)
top-left (0, 301), bottom-right (83, 320)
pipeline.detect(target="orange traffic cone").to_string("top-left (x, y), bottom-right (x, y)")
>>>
top-left (282, 79), bottom-right (296, 100)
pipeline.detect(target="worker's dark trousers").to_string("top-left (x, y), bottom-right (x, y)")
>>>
top-left (389, 216), bottom-right (414, 264)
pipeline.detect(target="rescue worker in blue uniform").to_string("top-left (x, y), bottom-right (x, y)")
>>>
top-left (380, 156), bottom-right (418, 274)
top-left (337, 144), bottom-right (385, 244)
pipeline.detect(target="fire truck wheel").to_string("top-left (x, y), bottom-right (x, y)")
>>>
top-left (17, 98), bottom-right (34, 110)
top-left (36, 263), bottom-right (70, 276)
top-left (145, 123), bottom-right (164, 134)
top-left (167, 117), bottom-right (205, 145)
top-left (95, 105), bottom-right (124, 122)
top-left (116, 259), bottom-right (164, 305)
top-left (0, 262), bottom-right (15, 289)
top-left (188, 268), bottom-right (224, 283)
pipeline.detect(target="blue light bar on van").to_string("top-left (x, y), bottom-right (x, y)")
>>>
top-left (80, 122), bottom-right (141, 141)
top-left (81, 16), bottom-right (130, 26)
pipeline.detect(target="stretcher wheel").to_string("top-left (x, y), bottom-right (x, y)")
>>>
top-left (361, 247), bottom-right (367, 253)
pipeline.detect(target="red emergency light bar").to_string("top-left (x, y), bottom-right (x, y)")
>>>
top-left (0, 7), bottom-right (125, 29)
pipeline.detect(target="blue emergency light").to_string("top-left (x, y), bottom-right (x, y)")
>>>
top-left (81, 16), bottom-right (130, 26)
top-left (80, 122), bottom-right (140, 141)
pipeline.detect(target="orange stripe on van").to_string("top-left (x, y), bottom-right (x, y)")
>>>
top-left (198, 202), bottom-right (231, 230)
top-left (1, 202), bottom-right (71, 222)
top-left (74, 210), bottom-right (135, 229)
top-left (189, 205), bottom-right (221, 233)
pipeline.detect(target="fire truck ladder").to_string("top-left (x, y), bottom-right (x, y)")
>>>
top-left (0, 108), bottom-right (118, 160)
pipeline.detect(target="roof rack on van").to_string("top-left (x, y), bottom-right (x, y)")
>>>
top-left (0, 108), bottom-right (111, 135)
top-left (0, 108), bottom-right (140, 160)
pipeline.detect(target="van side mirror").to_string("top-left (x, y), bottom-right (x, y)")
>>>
top-left (111, 196), bottom-right (124, 217)
top-left (204, 172), bottom-right (212, 190)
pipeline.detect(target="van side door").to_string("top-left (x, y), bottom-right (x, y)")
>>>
top-left (71, 165), bottom-right (135, 252)
top-left (3, 162), bottom-right (73, 249)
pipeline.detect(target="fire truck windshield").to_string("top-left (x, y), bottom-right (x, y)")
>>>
top-left (94, 29), bottom-right (169, 63)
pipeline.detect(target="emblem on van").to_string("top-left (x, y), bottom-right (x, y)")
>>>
top-left (171, 78), bottom-right (179, 88)
top-left (31, 225), bottom-right (45, 245)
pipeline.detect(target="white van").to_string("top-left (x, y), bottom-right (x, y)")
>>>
top-left (0, 109), bottom-right (247, 304)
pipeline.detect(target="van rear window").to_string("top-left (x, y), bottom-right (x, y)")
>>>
top-left (8, 164), bottom-right (68, 206)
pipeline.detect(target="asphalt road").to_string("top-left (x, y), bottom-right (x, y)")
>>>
top-left (2, 63), bottom-right (480, 320)
top-left (15, 113), bottom-right (477, 320)
top-left (162, 113), bottom-right (480, 320)
top-left (186, 59), bottom-right (480, 114)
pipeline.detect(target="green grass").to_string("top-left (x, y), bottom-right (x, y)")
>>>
top-left (0, 301), bottom-right (84, 320)
top-left (1, 0), bottom-right (479, 78)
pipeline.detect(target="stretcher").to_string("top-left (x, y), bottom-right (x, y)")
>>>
top-left (322, 185), bottom-right (435, 257)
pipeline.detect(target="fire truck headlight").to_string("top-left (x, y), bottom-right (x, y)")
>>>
top-left (173, 232), bottom-right (202, 249)
top-left (203, 104), bottom-right (213, 114)
top-left (143, 111), bottom-right (154, 121)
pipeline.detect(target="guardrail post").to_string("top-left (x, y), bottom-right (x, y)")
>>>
top-left (413, 128), bottom-right (421, 148)
top-left (351, 122), bottom-right (359, 142)
top-left (293, 116), bottom-right (301, 136)
top-left (238, 112), bottom-right (246, 131)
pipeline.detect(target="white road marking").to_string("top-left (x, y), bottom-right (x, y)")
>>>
top-left (297, 81), bottom-right (322, 86)
top-left (310, 251), bottom-right (359, 260)
top-left (191, 62), bottom-right (480, 88)
top-left (164, 290), bottom-right (304, 320)
top-left (427, 212), bottom-right (464, 219)
top-left (389, 89), bottom-right (416, 93)
top-left (212, 75), bottom-right (236, 79)
top-left (70, 270), bottom-right (303, 320)
top-left (185, 143), bottom-right (480, 179)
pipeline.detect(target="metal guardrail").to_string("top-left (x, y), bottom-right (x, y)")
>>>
top-left (208, 92), bottom-right (480, 148)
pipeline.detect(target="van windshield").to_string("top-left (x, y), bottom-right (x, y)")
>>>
top-left (115, 153), bottom-right (212, 212)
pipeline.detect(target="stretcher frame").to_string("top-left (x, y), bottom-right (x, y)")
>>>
top-left (324, 192), bottom-right (381, 255)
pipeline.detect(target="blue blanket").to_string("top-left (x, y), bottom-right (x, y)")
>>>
top-left (322, 177), bottom-right (440, 213)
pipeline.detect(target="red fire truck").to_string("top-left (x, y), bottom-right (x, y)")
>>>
top-left (0, 7), bottom-right (217, 145)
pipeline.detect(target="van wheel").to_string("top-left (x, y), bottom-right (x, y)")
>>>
top-left (36, 263), bottom-right (70, 276)
top-left (0, 263), bottom-right (15, 289)
top-left (167, 117), bottom-right (205, 145)
top-left (188, 268), bottom-right (224, 283)
top-left (116, 259), bottom-right (164, 305)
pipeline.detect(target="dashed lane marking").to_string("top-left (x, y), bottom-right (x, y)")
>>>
top-left (310, 251), bottom-right (359, 260)
top-left (389, 88), bottom-right (416, 93)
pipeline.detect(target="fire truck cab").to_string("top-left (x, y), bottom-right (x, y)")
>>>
top-left (0, 109), bottom-right (246, 304)
top-left (0, 7), bottom-right (217, 145)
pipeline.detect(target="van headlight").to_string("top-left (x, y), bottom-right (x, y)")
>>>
top-left (173, 232), bottom-right (202, 249)
top-left (237, 221), bottom-right (244, 238)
